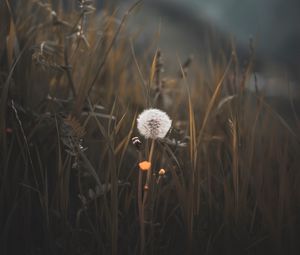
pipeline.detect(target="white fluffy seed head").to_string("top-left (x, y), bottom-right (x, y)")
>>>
top-left (137, 108), bottom-right (172, 139)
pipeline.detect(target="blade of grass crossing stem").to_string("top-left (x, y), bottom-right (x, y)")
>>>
top-left (229, 117), bottom-right (239, 220)
top-left (176, 55), bottom-right (197, 171)
top-left (108, 98), bottom-right (117, 135)
top-left (149, 48), bottom-right (158, 88)
top-left (177, 55), bottom-right (197, 250)
top-left (130, 40), bottom-right (148, 104)
top-left (117, 112), bottom-right (137, 173)
top-left (196, 55), bottom-right (233, 147)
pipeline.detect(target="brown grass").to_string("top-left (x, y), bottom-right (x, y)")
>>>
top-left (0, 1), bottom-right (300, 255)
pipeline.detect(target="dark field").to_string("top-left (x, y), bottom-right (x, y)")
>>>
top-left (1, 1), bottom-right (300, 254)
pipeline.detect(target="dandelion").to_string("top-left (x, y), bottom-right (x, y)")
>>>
top-left (136, 109), bottom-right (171, 251)
top-left (137, 108), bottom-right (172, 139)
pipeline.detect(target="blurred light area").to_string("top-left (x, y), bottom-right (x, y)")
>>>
top-left (111, 0), bottom-right (300, 98)
top-left (187, 0), bottom-right (300, 66)
top-left (117, 1), bottom-right (299, 67)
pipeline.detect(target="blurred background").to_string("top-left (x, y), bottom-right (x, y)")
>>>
top-left (111, 0), bottom-right (300, 98)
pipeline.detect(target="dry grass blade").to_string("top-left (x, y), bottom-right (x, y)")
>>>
top-left (197, 54), bottom-right (233, 146)
top-left (86, 0), bottom-right (143, 97)
top-left (130, 39), bottom-right (148, 103)
top-left (216, 94), bottom-right (237, 112)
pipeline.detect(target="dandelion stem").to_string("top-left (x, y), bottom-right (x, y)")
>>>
top-left (142, 139), bottom-right (155, 210)
top-left (142, 138), bottom-right (155, 240)
top-left (138, 168), bottom-right (145, 255)
top-left (146, 139), bottom-right (155, 185)
top-left (137, 150), bottom-right (145, 254)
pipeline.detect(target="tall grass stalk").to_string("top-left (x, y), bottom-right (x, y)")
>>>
top-left (1, 1), bottom-right (300, 254)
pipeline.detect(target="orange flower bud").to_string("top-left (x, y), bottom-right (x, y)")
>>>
top-left (159, 168), bottom-right (166, 176)
top-left (138, 161), bottom-right (151, 171)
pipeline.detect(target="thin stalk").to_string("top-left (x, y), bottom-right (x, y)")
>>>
top-left (142, 139), bottom-right (155, 208)
top-left (138, 168), bottom-right (145, 255)
top-left (146, 139), bottom-right (155, 185)
top-left (136, 147), bottom-right (146, 255)
top-left (140, 139), bottom-right (155, 253)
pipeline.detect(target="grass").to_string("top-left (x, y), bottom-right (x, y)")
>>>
top-left (1, 0), bottom-right (300, 254)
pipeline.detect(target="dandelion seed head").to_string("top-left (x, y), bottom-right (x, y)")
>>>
top-left (137, 108), bottom-right (172, 139)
